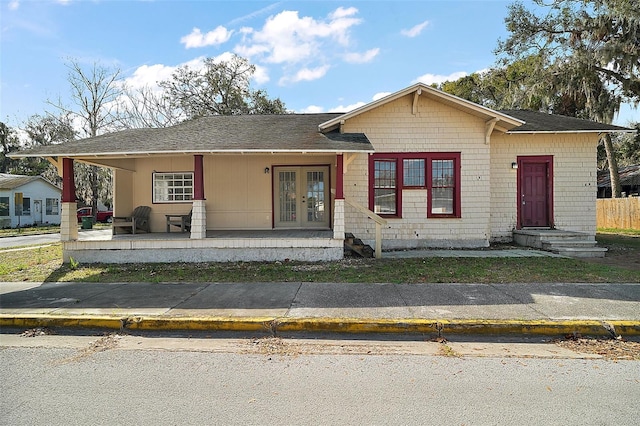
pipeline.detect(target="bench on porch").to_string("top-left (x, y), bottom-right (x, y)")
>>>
top-left (112, 206), bottom-right (151, 235)
top-left (166, 210), bottom-right (192, 233)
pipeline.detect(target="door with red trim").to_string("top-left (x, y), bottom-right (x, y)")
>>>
top-left (519, 157), bottom-right (553, 228)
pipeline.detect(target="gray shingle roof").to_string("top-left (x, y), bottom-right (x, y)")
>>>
top-left (0, 173), bottom-right (60, 191)
top-left (9, 110), bottom-right (632, 160)
top-left (597, 164), bottom-right (640, 188)
top-left (500, 110), bottom-right (633, 133)
top-left (11, 113), bottom-right (373, 158)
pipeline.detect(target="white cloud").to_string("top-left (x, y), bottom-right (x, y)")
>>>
top-left (181, 26), bottom-right (233, 49)
top-left (124, 63), bottom-right (180, 91)
top-left (329, 101), bottom-right (366, 113)
top-left (329, 6), bottom-right (358, 20)
top-left (8, 1), bottom-right (19, 11)
top-left (300, 105), bottom-right (324, 113)
top-left (235, 7), bottom-right (363, 65)
top-left (279, 65), bottom-right (330, 85)
top-left (56, 0), bottom-right (71, 5)
top-left (372, 92), bottom-right (391, 101)
top-left (235, 7), bottom-right (379, 86)
top-left (412, 71), bottom-right (468, 85)
top-left (401, 20), bottom-right (429, 38)
top-left (344, 48), bottom-right (380, 64)
top-left (123, 53), bottom-right (268, 91)
top-left (253, 64), bottom-right (270, 84)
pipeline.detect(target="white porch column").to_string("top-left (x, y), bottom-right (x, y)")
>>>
top-left (333, 198), bottom-right (345, 240)
top-left (61, 202), bottom-right (78, 241)
top-left (190, 199), bottom-right (207, 239)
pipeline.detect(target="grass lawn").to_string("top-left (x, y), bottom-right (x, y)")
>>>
top-left (1, 238), bottom-right (638, 283)
top-left (0, 225), bottom-right (61, 237)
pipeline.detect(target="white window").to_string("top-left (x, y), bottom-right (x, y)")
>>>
top-left (0, 197), bottom-right (9, 216)
top-left (46, 198), bottom-right (60, 215)
top-left (153, 172), bottom-right (194, 203)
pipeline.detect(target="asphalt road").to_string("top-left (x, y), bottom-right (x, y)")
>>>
top-left (0, 233), bottom-right (61, 249)
top-left (1, 334), bottom-right (637, 426)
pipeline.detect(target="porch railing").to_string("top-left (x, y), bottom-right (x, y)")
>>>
top-left (343, 197), bottom-right (388, 258)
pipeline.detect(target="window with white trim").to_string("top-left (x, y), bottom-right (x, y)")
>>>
top-left (153, 172), bottom-right (194, 203)
top-left (46, 198), bottom-right (60, 215)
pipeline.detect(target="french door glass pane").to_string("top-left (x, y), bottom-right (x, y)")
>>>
top-left (279, 171), bottom-right (297, 222)
top-left (306, 171), bottom-right (325, 222)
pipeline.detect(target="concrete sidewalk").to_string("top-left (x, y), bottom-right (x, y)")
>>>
top-left (1, 280), bottom-right (639, 337)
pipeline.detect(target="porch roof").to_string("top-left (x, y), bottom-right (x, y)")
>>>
top-left (9, 113), bottom-right (374, 159)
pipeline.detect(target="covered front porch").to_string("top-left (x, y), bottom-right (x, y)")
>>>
top-left (66, 228), bottom-right (342, 263)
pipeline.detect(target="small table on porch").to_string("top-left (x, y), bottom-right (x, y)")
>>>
top-left (166, 213), bottom-right (191, 233)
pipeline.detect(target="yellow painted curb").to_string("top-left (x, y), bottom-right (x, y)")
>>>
top-left (1, 314), bottom-right (639, 336)
top-left (0, 314), bottom-right (124, 330)
top-left (274, 318), bottom-right (640, 336)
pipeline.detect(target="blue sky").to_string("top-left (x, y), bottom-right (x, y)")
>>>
top-left (1, 0), bottom-right (637, 130)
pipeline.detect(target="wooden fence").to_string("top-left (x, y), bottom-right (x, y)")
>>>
top-left (596, 198), bottom-right (640, 229)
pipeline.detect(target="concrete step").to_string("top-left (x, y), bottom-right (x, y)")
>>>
top-left (541, 239), bottom-right (598, 251)
top-left (513, 229), bottom-right (607, 258)
top-left (552, 246), bottom-right (608, 258)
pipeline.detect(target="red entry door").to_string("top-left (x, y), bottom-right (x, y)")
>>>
top-left (520, 160), bottom-right (551, 227)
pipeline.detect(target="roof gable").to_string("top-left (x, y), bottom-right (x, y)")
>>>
top-left (318, 83), bottom-right (525, 132)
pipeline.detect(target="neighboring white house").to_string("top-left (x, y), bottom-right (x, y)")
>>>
top-left (0, 173), bottom-right (62, 228)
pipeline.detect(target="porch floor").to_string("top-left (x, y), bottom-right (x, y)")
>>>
top-left (78, 228), bottom-right (333, 241)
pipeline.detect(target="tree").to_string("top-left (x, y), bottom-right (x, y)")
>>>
top-left (0, 122), bottom-right (20, 173)
top-left (117, 85), bottom-right (183, 129)
top-left (49, 60), bottom-right (123, 215)
top-left (19, 114), bottom-right (76, 184)
top-left (159, 54), bottom-right (287, 119)
top-left (438, 55), bottom-right (556, 111)
top-left (497, 0), bottom-right (640, 197)
top-left (617, 123), bottom-right (640, 165)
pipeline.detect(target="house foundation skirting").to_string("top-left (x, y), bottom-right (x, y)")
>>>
top-left (63, 238), bottom-right (344, 264)
top-left (364, 237), bottom-right (490, 250)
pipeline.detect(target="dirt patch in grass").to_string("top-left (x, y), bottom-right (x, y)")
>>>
top-left (583, 233), bottom-right (640, 271)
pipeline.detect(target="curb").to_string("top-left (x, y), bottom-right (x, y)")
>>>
top-left (2, 314), bottom-right (639, 337)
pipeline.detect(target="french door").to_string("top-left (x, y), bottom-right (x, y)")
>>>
top-left (274, 166), bottom-right (330, 228)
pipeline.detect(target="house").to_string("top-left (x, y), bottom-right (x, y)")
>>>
top-left (8, 83), bottom-right (631, 262)
top-left (0, 173), bottom-right (62, 228)
top-left (598, 164), bottom-right (640, 198)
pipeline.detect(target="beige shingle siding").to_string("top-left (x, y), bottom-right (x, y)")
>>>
top-left (490, 133), bottom-right (599, 241)
top-left (342, 93), bottom-right (492, 249)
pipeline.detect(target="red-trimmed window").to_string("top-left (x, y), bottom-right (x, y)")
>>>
top-left (369, 153), bottom-right (461, 218)
top-left (373, 159), bottom-right (398, 215)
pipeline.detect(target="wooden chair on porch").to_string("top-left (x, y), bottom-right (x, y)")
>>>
top-left (112, 206), bottom-right (151, 235)
top-left (166, 210), bottom-right (192, 233)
